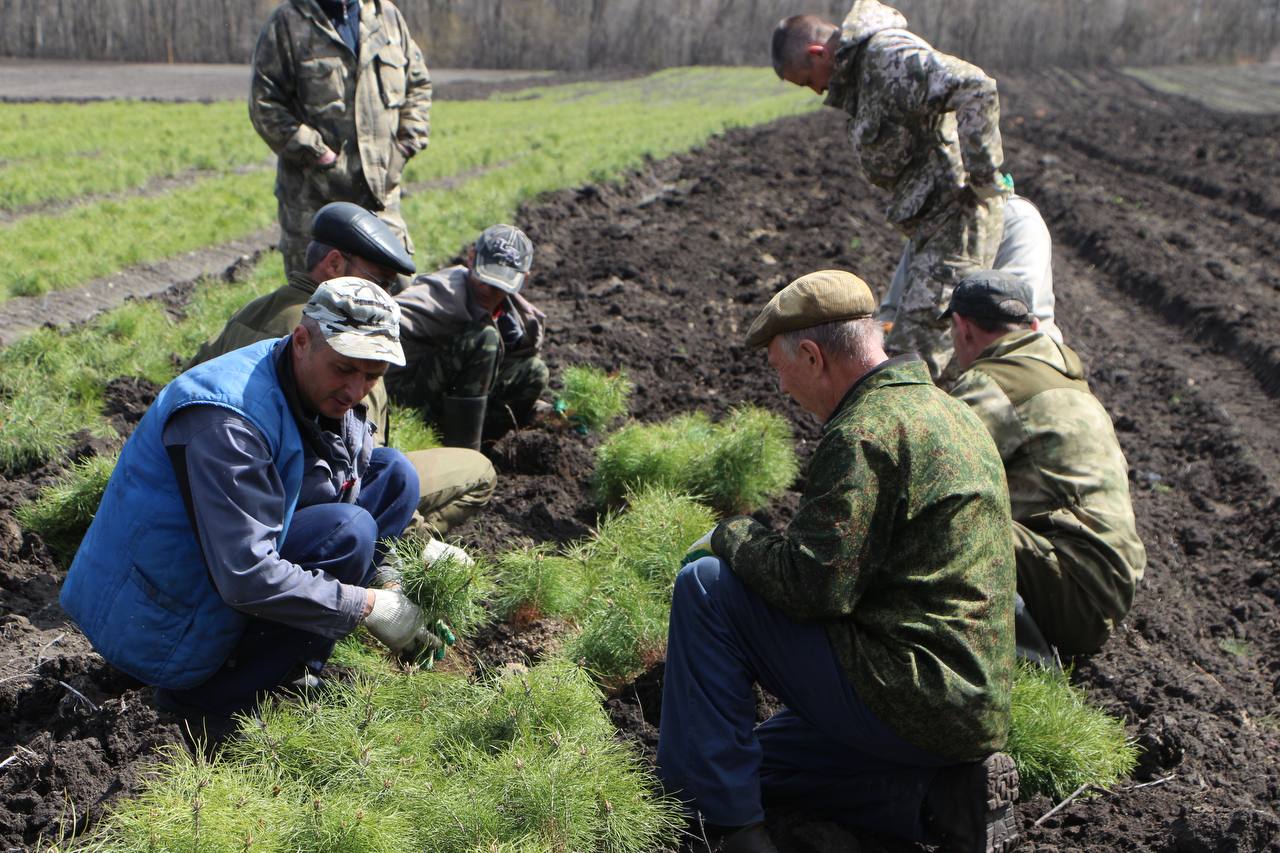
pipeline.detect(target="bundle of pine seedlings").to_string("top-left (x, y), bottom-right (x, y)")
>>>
top-left (1007, 661), bottom-right (1139, 800)
top-left (557, 365), bottom-right (633, 433)
top-left (81, 660), bottom-right (683, 852)
top-left (593, 406), bottom-right (798, 515)
top-left (15, 451), bottom-right (117, 564)
top-left (493, 485), bottom-right (716, 685)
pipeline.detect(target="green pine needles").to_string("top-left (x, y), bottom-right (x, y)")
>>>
top-left (593, 407), bottom-right (798, 515)
top-left (494, 485), bottom-right (716, 684)
top-left (82, 661), bottom-right (683, 852)
top-left (558, 365), bottom-right (633, 433)
top-left (384, 531), bottom-right (497, 642)
top-left (15, 451), bottom-right (117, 564)
top-left (1008, 662), bottom-right (1139, 800)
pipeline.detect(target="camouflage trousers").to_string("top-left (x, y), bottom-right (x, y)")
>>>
top-left (884, 193), bottom-right (1005, 382)
top-left (277, 176), bottom-right (412, 277)
top-left (384, 324), bottom-right (550, 439)
top-left (1013, 522), bottom-right (1121, 656)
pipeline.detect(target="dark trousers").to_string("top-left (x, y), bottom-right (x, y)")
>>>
top-left (657, 558), bottom-right (954, 842)
top-left (157, 448), bottom-right (418, 720)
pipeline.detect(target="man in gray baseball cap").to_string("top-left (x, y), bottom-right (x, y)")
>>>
top-left (389, 224), bottom-right (548, 451)
top-left (947, 269), bottom-right (1146, 658)
top-left (62, 277), bottom-right (457, 756)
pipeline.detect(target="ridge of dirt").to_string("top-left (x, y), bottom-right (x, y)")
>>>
top-left (1, 71), bottom-right (1279, 851)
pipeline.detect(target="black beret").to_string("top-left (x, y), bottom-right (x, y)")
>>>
top-left (311, 202), bottom-right (416, 276)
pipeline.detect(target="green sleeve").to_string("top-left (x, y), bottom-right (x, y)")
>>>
top-left (712, 429), bottom-right (888, 623)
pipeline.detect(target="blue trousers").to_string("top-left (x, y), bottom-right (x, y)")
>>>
top-left (158, 448), bottom-right (418, 719)
top-left (657, 558), bottom-right (954, 842)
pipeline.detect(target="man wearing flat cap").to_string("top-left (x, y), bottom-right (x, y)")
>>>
top-left (947, 270), bottom-right (1146, 655)
top-left (389, 224), bottom-right (549, 451)
top-left (191, 201), bottom-right (497, 538)
top-left (63, 280), bottom-right (449, 751)
top-left (657, 270), bottom-right (1020, 853)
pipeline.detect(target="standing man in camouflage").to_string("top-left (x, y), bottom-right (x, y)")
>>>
top-left (947, 270), bottom-right (1146, 655)
top-left (389, 225), bottom-right (549, 451)
top-left (251, 0), bottom-right (431, 276)
top-left (190, 202), bottom-right (496, 538)
top-left (657, 270), bottom-right (1019, 853)
top-left (772, 1), bottom-right (1011, 379)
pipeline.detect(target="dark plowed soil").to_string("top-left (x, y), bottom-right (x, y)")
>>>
top-left (2, 70), bottom-right (1278, 851)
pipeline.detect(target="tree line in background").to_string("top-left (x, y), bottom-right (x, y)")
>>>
top-left (1, 0), bottom-right (1278, 71)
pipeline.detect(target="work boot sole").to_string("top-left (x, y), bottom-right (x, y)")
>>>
top-left (964, 752), bottom-right (1020, 853)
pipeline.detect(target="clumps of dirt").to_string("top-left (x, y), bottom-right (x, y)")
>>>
top-left (102, 375), bottom-right (160, 434)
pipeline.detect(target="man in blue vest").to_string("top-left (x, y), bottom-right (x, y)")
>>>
top-left (61, 279), bottom-right (447, 749)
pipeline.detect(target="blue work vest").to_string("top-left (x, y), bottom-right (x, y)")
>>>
top-left (60, 338), bottom-right (306, 689)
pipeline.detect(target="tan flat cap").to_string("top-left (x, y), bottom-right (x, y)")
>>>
top-left (744, 270), bottom-right (877, 349)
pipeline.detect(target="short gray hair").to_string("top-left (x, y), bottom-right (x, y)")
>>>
top-left (304, 240), bottom-right (339, 272)
top-left (777, 318), bottom-right (883, 360)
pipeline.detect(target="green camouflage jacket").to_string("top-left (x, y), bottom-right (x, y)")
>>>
top-left (950, 330), bottom-right (1146, 627)
top-left (713, 356), bottom-right (1015, 760)
top-left (187, 272), bottom-right (391, 443)
top-left (250, 0), bottom-right (431, 206)
top-left (824, 0), bottom-right (1005, 227)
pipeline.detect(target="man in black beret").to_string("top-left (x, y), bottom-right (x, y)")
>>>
top-left (190, 201), bottom-right (496, 539)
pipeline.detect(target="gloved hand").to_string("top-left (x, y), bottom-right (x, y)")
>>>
top-left (422, 537), bottom-right (474, 567)
top-left (969, 171), bottom-right (1014, 201)
top-left (681, 527), bottom-right (719, 567)
top-left (363, 588), bottom-right (443, 659)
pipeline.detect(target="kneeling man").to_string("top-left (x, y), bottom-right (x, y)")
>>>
top-left (62, 280), bottom-right (448, 743)
top-left (658, 270), bottom-right (1019, 852)
top-left (946, 270), bottom-right (1146, 655)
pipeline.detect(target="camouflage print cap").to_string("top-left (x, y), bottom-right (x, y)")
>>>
top-left (744, 269), bottom-right (877, 348)
top-left (940, 269), bottom-right (1034, 323)
top-left (302, 276), bottom-right (406, 366)
top-left (473, 224), bottom-right (533, 294)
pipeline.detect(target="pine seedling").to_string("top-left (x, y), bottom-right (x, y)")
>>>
top-left (492, 542), bottom-right (591, 624)
top-left (1007, 661), bottom-right (1139, 800)
top-left (388, 402), bottom-right (442, 453)
top-left (559, 365), bottom-right (633, 433)
top-left (593, 407), bottom-right (797, 515)
top-left (386, 530), bottom-right (496, 641)
top-left (591, 485), bottom-right (716, 587)
top-left (15, 451), bottom-right (117, 563)
top-left (562, 590), bottom-right (667, 685)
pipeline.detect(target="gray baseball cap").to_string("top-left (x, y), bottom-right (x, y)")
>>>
top-left (940, 270), bottom-right (1034, 323)
top-left (302, 277), bottom-right (406, 366)
top-left (473, 224), bottom-right (533, 294)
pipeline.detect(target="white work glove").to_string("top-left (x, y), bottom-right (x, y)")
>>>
top-left (423, 537), bottom-right (474, 567)
top-left (681, 527), bottom-right (718, 567)
top-left (363, 588), bottom-right (442, 659)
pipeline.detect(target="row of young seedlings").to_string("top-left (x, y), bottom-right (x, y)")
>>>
top-left (29, 367), bottom-right (1134, 850)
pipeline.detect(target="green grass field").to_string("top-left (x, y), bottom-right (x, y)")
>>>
top-left (0, 68), bottom-right (814, 301)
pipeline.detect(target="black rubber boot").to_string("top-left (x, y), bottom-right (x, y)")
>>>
top-left (439, 395), bottom-right (487, 451)
top-left (1014, 594), bottom-right (1057, 668)
top-left (925, 752), bottom-right (1021, 852)
top-left (719, 822), bottom-right (781, 853)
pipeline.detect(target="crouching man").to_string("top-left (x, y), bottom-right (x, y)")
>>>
top-left (61, 280), bottom-right (449, 747)
top-left (388, 224), bottom-right (549, 450)
top-left (657, 270), bottom-right (1019, 852)
top-left (946, 270), bottom-right (1146, 655)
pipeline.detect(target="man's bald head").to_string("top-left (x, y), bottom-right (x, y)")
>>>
top-left (771, 15), bottom-right (838, 78)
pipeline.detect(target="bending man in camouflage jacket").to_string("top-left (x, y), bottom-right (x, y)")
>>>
top-left (657, 270), bottom-right (1019, 853)
top-left (773, 0), bottom-right (1009, 379)
top-left (946, 270), bottom-right (1146, 655)
top-left (251, 0), bottom-right (431, 276)
top-left (388, 225), bottom-right (549, 451)
top-left (190, 202), bottom-right (495, 537)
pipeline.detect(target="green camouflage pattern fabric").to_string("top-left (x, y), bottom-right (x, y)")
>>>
top-left (187, 272), bottom-right (392, 442)
top-left (384, 323), bottom-right (549, 436)
top-left (251, 0), bottom-right (431, 275)
top-left (950, 330), bottom-right (1146, 654)
top-left (712, 356), bottom-right (1015, 761)
top-left (824, 0), bottom-right (1007, 379)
